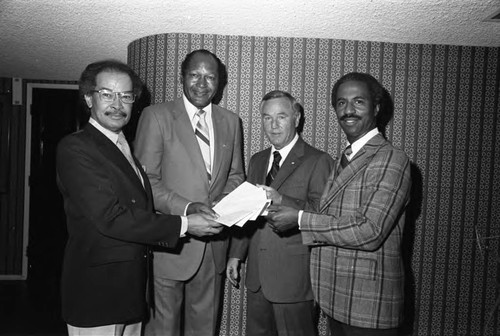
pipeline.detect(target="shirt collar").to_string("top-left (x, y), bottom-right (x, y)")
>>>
top-left (183, 93), bottom-right (213, 121)
top-left (271, 133), bottom-right (299, 163)
top-left (89, 117), bottom-right (121, 145)
top-left (349, 128), bottom-right (379, 158)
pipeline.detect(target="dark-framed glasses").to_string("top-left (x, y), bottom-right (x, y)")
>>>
top-left (91, 89), bottom-right (136, 104)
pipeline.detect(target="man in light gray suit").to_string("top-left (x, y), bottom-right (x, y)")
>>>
top-left (134, 49), bottom-right (245, 336)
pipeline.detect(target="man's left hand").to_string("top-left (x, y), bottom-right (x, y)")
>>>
top-left (257, 184), bottom-right (283, 205)
top-left (266, 204), bottom-right (299, 234)
top-left (187, 202), bottom-right (217, 217)
top-left (212, 194), bottom-right (226, 207)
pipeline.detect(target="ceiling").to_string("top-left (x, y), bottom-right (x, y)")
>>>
top-left (1, 0), bottom-right (499, 81)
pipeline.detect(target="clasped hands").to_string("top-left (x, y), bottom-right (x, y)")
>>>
top-left (185, 201), bottom-right (223, 237)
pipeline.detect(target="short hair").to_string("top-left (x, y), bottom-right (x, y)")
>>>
top-left (180, 49), bottom-right (221, 78)
top-left (331, 72), bottom-right (393, 136)
top-left (260, 90), bottom-right (302, 116)
top-left (331, 72), bottom-right (384, 109)
top-left (79, 59), bottom-right (143, 99)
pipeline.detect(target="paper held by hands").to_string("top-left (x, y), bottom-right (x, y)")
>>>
top-left (213, 182), bottom-right (271, 227)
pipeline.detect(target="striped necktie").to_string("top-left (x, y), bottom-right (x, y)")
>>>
top-left (266, 151), bottom-right (281, 186)
top-left (194, 109), bottom-right (211, 181)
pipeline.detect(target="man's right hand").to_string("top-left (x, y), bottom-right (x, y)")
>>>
top-left (186, 202), bottom-right (218, 216)
top-left (226, 257), bottom-right (241, 288)
top-left (186, 212), bottom-right (223, 237)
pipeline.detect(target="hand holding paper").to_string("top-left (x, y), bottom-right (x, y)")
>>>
top-left (212, 182), bottom-right (271, 227)
top-left (256, 184), bottom-right (282, 205)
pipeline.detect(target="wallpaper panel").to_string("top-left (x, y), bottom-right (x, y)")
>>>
top-left (128, 33), bottom-right (500, 336)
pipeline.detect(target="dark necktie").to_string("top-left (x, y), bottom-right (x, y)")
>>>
top-left (266, 151), bottom-right (281, 186)
top-left (340, 145), bottom-right (352, 170)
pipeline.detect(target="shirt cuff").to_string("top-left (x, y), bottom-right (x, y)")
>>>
top-left (184, 202), bottom-right (191, 216)
top-left (180, 216), bottom-right (188, 237)
top-left (298, 210), bottom-right (304, 229)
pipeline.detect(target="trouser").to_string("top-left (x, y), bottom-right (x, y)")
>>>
top-left (67, 322), bottom-right (141, 336)
top-left (144, 244), bottom-right (222, 336)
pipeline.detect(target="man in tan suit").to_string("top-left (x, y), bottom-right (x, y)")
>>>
top-left (134, 49), bottom-right (245, 336)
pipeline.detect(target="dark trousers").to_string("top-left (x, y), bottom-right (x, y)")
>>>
top-left (328, 317), bottom-right (400, 336)
top-left (246, 288), bottom-right (318, 336)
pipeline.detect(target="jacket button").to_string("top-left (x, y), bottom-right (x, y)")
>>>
top-left (131, 199), bottom-right (136, 203)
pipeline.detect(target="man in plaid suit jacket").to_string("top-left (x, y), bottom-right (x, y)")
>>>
top-left (266, 72), bottom-right (412, 336)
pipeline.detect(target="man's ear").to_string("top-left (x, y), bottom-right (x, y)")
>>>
top-left (84, 94), bottom-right (92, 109)
top-left (374, 104), bottom-right (380, 116)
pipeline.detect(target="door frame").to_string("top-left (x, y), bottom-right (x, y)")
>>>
top-left (16, 83), bottom-right (79, 280)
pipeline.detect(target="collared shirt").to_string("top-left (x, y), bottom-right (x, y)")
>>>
top-left (181, 94), bottom-right (216, 228)
top-left (90, 118), bottom-right (143, 186)
top-left (267, 133), bottom-right (299, 173)
top-left (183, 94), bottom-right (215, 166)
top-left (89, 118), bottom-right (188, 236)
top-left (298, 128), bottom-right (380, 228)
top-left (89, 117), bottom-right (120, 144)
top-left (347, 128), bottom-right (379, 161)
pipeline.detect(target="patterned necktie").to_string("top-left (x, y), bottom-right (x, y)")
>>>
top-left (340, 145), bottom-right (352, 170)
top-left (117, 132), bottom-right (143, 184)
top-left (266, 151), bottom-right (281, 186)
top-left (194, 109), bottom-right (211, 181)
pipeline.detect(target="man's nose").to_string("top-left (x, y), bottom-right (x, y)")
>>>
top-left (111, 95), bottom-right (123, 108)
top-left (346, 101), bottom-right (355, 114)
top-left (197, 76), bottom-right (208, 87)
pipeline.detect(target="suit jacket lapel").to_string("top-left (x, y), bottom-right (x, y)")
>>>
top-left (270, 138), bottom-right (305, 190)
top-left (250, 148), bottom-right (271, 185)
top-left (85, 124), bottom-right (146, 194)
top-left (319, 134), bottom-right (386, 213)
top-left (210, 105), bottom-right (229, 190)
top-left (172, 99), bottom-right (209, 184)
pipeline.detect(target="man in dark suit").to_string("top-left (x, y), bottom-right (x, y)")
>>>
top-left (267, 73), bottom-right (412, 336)
top-left (226, 90), bottom-right (334, 336)
top-left (134, 50), bottom-right (245, 336)
top-left (56, 60), bottom-right (222, 336)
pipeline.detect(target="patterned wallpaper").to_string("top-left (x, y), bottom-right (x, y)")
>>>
top-left (128, 33), bottom-right (500, 336)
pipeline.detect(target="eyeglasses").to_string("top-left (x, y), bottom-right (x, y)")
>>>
top-left (91, 89), bottom-right (136, 104)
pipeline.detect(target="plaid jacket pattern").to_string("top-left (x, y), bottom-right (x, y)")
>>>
top-left (301, 133), bottom-right (412, 329)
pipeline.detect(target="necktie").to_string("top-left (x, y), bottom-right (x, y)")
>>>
top-left (117, 132), bottom-right (143, 183)
top-left (340, 145), bottom-right (352, 170)
top-left (266, 151), bottom-right (281, 186)
top-left (194, 109), bottom-right (211, 181)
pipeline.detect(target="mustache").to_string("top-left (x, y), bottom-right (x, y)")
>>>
top-left (104, 110), bottom-right (127, 117)
top-left (340, 114), bottom-right (361, 121)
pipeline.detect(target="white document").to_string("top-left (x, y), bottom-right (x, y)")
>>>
top-left (213, 182), bottom-right (271, 227)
